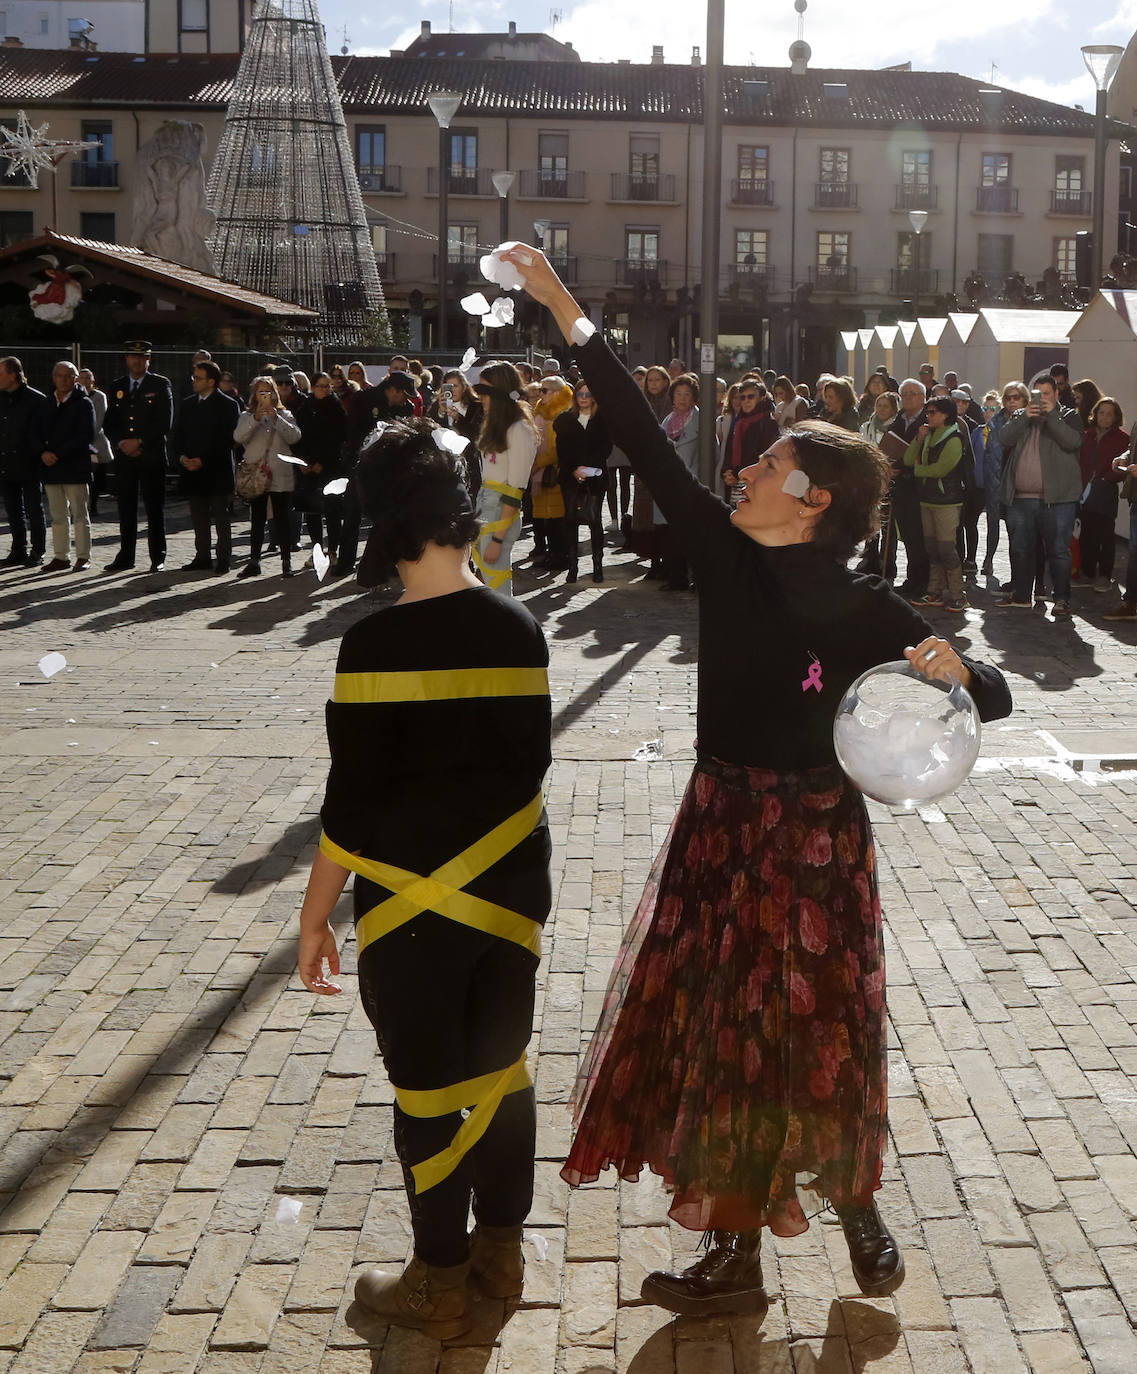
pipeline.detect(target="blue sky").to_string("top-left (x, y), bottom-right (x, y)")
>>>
top-left (318, 0), bottom-right (1137, 112)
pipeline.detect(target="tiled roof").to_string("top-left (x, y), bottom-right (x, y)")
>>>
top-left (0, 48), bottom-right (1128, 138)
top-left (0, 231), bottom-right (318, 319)
top-left (399, 31), bottom-right (580, 62)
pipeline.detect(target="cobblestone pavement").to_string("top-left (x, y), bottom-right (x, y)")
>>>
top-left (1, 505), bottom-right (1137, 1373)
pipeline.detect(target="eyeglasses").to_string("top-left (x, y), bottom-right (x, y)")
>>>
top-left (576, 390), bottom-right (592, 400)
top-left (740, 391), bottom-right (759, 399)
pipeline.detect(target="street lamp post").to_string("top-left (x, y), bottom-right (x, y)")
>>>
top-left (428, 90), bottom-right (462, 353)
top-left (532, 218), bottom-right (550, 250)
top-left (491, 171), bottom-right (515, 245)
top-left (1081, 44), bottom-right (1124, 291)
top-left (908, 209), bottom-right (928, 319)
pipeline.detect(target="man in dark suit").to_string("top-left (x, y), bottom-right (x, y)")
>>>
top-left (102, 340), bottom-right (174, 572)
top-left (172, 360), bottom-right (241, 573)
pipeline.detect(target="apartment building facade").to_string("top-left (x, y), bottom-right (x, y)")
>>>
top-left (0, 40), bottom-right (1125, 372)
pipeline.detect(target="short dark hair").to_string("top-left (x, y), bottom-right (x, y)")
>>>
top-left (1049, 363), bottom-right (1069, 380)
top-left (926, 396), bottom-right (956, 422)
top-left (354, 419), bottom-right (479, 583)
top-left (194, 360), bottom-right (221, 383)
top-left (783, 421), bottom-right (891, 563)
top-left (669, 372), bottom-right (700, 403)
top-left (0, 356), bottom-right (25, 382)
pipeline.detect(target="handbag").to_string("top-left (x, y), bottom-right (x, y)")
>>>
top-left (235, 455), bottom-right (271, 501)
top-left (569, 482), bottom-right (604, 527)
top-left (539, 463), bottom-right (560, 489)
top-left (1122, 472), bottom-right (1137, 503)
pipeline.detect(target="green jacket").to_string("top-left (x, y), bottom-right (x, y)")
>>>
top-left (999, 404), bottom-right (1083, 504)
top-left (904, 422), bottom-right (964, 506)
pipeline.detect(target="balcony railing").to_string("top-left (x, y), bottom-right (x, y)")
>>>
top-left (518, 169), bottom-right (587, 199)
top-left (548, 254), bottom-right (578, 284)
top-left (890, 267), bottom-right (940, 294)
top-left (616, 257), bottom-right (668, 287)
top-left (71, 160), bottom-right (119, 188)
top-left (1050, 188), bottom-right (1091, 215)
top-left (728, 262), bottom-right (771, 284)
top-left (431, 251), bottom-right (481, 283)
top-left (895, 182), bottom-right (938, 211)
top-left (976, 185), bottom-right (1019, 213)
top-left (808, 264), bottom-right (857, 291)
top-left (730, 178), bottom-right (774, 206)
top-left (812, 180), bottom-right (858, 209)
top-left (426, 167), bottom-right (496, 197)
top-left (610, 172), bottom-right (676, 202)
top-left (358, 166), bottom-right (401, 193)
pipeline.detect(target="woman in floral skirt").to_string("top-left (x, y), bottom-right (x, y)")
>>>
top-left (505, 246), bottom-right (1013, 1319)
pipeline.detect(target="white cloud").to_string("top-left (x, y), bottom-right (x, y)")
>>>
top-left (996, 71), bottom-right (1098, 110)
top-left (559, 0), bottom-right (1051, 69)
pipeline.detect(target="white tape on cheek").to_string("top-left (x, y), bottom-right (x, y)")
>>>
top-left (781, 469), bottom-right (811, 499)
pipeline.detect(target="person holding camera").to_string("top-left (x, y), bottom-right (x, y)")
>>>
top-left (903, 397), bottom-right (968, 613)
top-left (996, 376), bottom-right (1083, 615)
top-left (429, 370), bottom-right (483, 498)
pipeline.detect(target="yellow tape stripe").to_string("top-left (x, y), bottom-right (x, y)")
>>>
top-left (471, 544), bottom-right (514, 591)
top-left (333, 666), bottom-right (549, 704)
top-left (395, 1055), bottom-right (532, 1118)
top-left (318, 792), bottom-right (544, 956)
top-left (409, 1055), bottom-right (531, 1194)
top-left (483, 478), bottom-right (524, 501)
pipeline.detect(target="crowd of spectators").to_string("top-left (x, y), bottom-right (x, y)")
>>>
top-left (2, 341), bottom-right (1135, 620)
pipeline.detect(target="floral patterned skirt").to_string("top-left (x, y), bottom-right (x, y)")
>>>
top-left (561, 756), bottom-right (887, 1235)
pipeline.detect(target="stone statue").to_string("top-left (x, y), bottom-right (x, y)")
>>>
top-left (132, 121), bottom-right (217, 276)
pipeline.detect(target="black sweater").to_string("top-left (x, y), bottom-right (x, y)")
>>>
top-left (321, 586), bottom-right (553, 917)
top-left (574, 334), bottom-right (1012, 770)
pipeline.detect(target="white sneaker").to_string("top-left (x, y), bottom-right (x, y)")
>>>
top-left (1094, 577), bottom-right (1112, 594)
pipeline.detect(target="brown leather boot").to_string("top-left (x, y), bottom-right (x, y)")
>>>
top-left (469, 1224), bottom-right (525, 1300)
top-left (354, 1256), bottom-right (473, 1340)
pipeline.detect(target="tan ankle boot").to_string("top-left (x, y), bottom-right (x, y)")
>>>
top-left (355, 1256), bottom-right (473, 1340)
top-left (469, 1224), bottom-right (525, 1300)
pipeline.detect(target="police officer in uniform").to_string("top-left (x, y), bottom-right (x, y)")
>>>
top-left (103, 341), bottom-right (174, 572)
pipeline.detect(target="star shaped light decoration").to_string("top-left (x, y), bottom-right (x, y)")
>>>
top-left (0, 110), bottom-right (101, 189)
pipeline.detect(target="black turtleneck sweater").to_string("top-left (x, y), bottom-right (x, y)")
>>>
top-left (574, 335), bottom-right (1012, 771)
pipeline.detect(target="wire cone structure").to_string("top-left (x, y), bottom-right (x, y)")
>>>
top-left (207, 0), bottom-right (386, 345)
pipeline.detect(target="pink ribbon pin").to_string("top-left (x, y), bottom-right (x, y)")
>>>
top-left (801, 658), bottom-right (823, 693)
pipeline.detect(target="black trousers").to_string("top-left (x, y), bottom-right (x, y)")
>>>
top-left (303, 502), bottom-right (342, 556)
top-left (955, 488), bottom-right (986, 564)
top-left (2, 478), bottom-right (45, 556)
top-left (359, 915), bottom-right (541, 1267)
top-left (606, 466), bottom-right (632, 521)
top-left (188, 490), bottom-right (232, 565)
top-left (889, 478), bottom-right (929, 591)
top-left (338, 482), bottom-right (361, 571)
top-left (567, 518), bottom-right (604, 572)
top-left (1079, 509), bottom-right (1118, 580)
top-left (248, 491), bottom-right (292, 566)
top-left (114, 460), bottom-right (166, 565)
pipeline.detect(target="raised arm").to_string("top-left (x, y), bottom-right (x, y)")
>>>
top-left (504, 247), bottom-right (731, 559)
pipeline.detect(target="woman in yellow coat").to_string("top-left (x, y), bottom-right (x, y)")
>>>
top-left (531, 376), bottom-right (573, 569)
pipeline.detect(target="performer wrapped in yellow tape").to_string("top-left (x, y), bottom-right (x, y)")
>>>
top-left (470, 361), bottom-right (539, 596)
top-left (297, 418), bottom-right (552, 1341)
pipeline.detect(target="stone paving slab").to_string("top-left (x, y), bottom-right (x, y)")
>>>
top-left (1, 506), bottom-right (1137, 1371)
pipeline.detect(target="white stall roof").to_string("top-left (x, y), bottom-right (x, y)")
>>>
top-left (947, 312), bottom-right (980, 342)
top-left (857, 327), bottom-right (875, 347)
top-left (1087, 290), bottom-right (1137, 336)
top-left (978, 309), bottom-right (1080, 344)
top-left (915, 317), bottom-right (948, 345)
top-left (875, 324), bottom-right (900, 347)
top-left (841, 330), bottom-right (859, 350)
top-left (897, 320), bottom-right (918, 344)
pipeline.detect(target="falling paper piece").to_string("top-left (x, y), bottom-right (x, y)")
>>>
top-left (276, 453), bottom-right (307, 465)
top-left (480, 241), bottom-right (531, 291)
top-left (526, 1231), bottom-right (549, 1261)
top-left (484, 295), bottom-right (515, 328)
top-left (312, 543), bottom-right (330, 582)
top-left (66, 718), bottom-right (75, 724)
top-left (460, 347), bottom-right (477, 371)
top-left (633, 739), bottom-right (664, 761)
top-left (460, 291), bottom-right (491, 316)
top-left (782, 469), bottom-right (811, 499)
top-left (274, 1196), bottom-right (303, 1223)
top-left (433, 428), bottom-right (468, 456)
top-left (38, 652), bottom-right (66, 678)
top-left (323, 477), bottom-right (349, 496)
